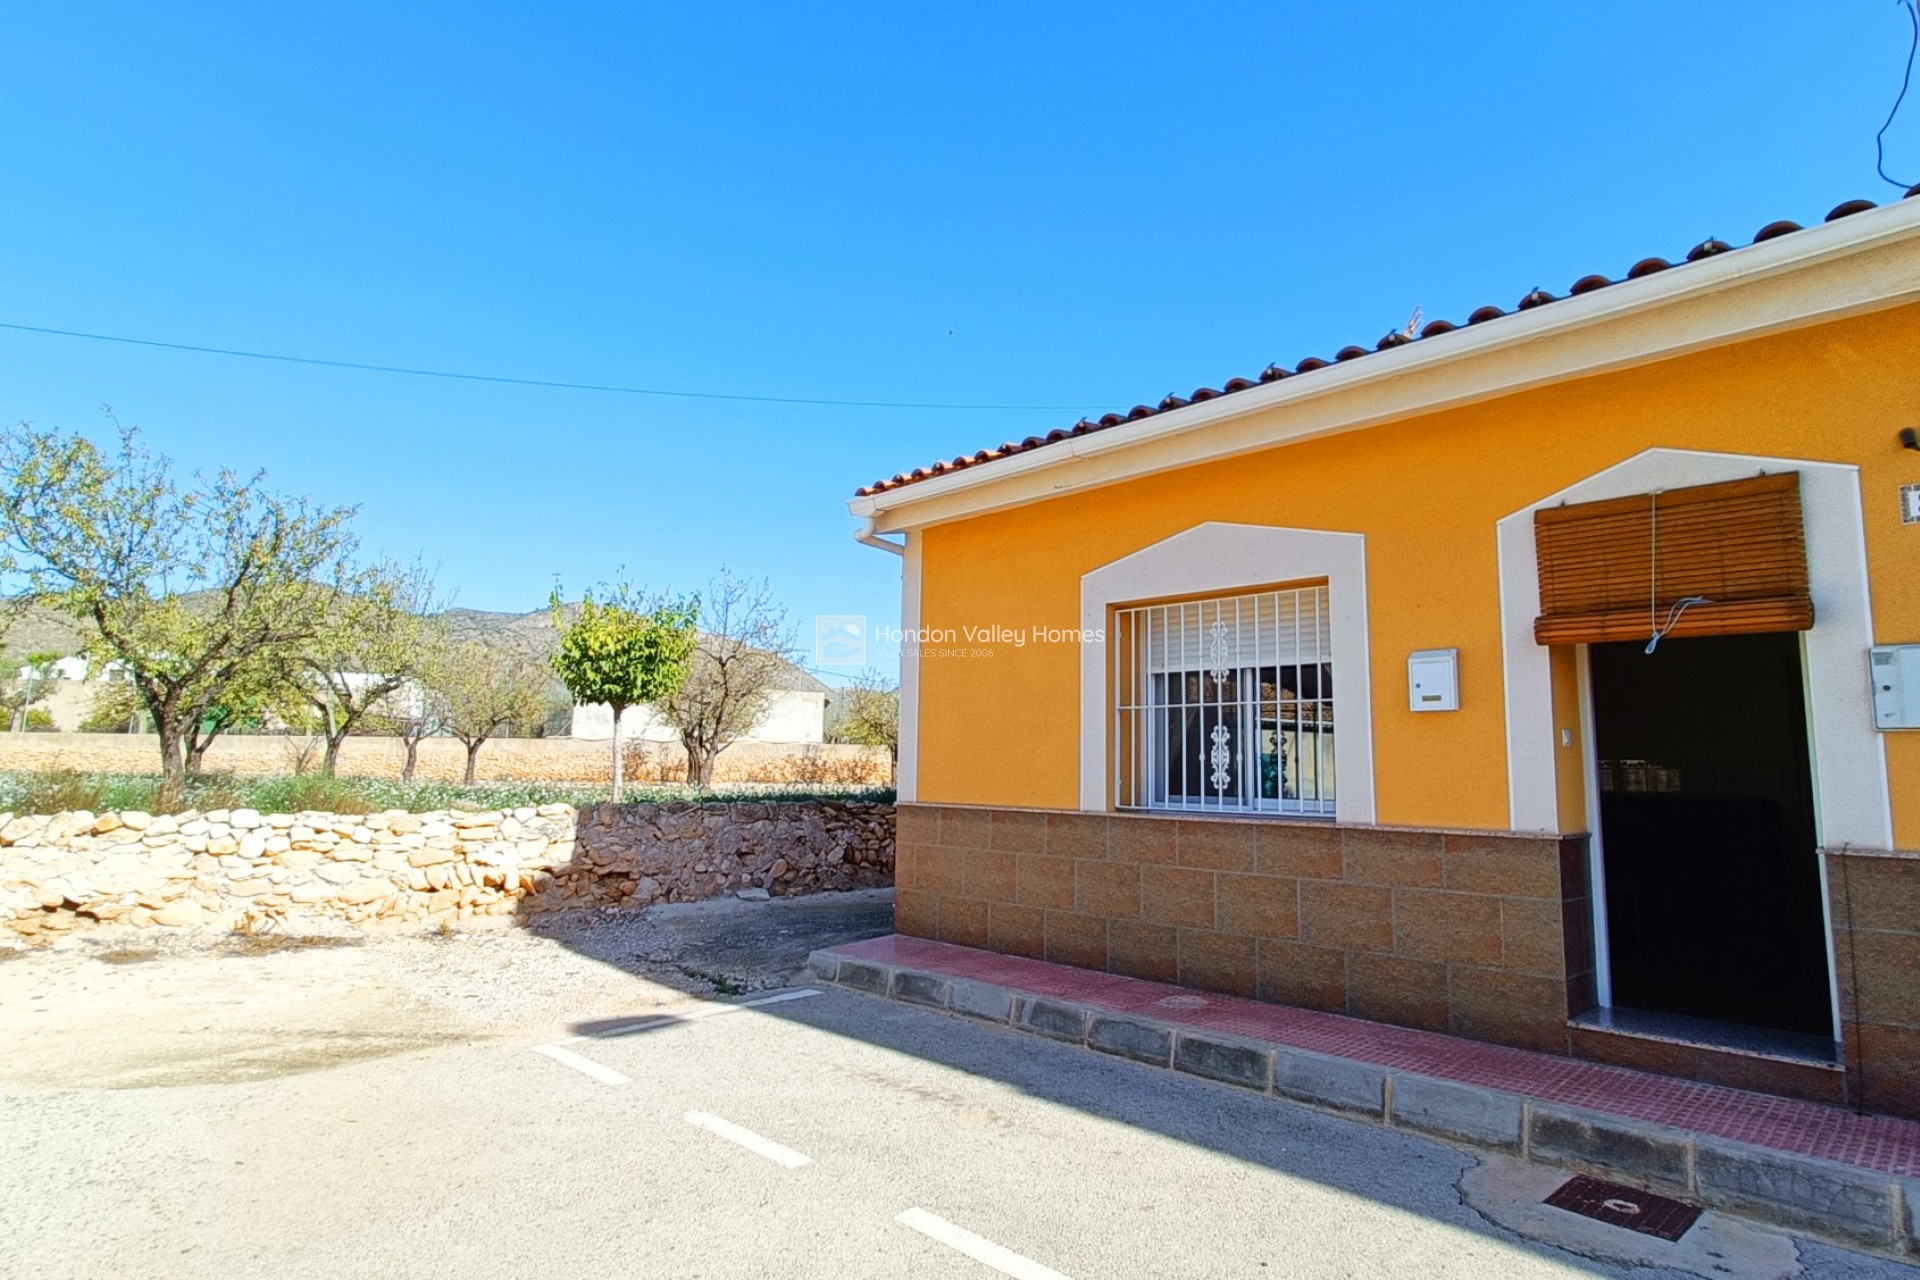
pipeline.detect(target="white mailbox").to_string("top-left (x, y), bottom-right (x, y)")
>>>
top-left (1408, 648), bottom-right (1459, 712)
top-left (1871, 645), bottom-right (1920, 730)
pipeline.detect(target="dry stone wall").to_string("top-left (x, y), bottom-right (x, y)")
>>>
top-left (0, 801), bottom-right (893, 939)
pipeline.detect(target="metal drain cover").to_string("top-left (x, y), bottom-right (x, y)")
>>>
top-left (1543, 1175), bottom-right (1702, 1241)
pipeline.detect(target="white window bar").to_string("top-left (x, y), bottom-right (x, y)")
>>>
top-left (1113, 585), bottom-right (1335, 817)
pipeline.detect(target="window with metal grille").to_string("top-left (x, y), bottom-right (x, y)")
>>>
top-left (1112, 585), bottom-right (1335, 816)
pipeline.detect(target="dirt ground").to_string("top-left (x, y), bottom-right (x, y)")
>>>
top-left (0, 888), bottom-right (894, 1093)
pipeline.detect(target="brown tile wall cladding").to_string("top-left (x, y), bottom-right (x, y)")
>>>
top-left (1827, 851), bottom-right (1920, 1120)
top-left (897, 804), bottom-right (1591, 1057)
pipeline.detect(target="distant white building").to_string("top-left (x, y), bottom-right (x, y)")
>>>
top-left (569, 686), bottom-right (826, 744)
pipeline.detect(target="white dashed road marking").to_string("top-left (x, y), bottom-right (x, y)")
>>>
top-left (895, 1207), bottom-right (1072, 1280)
top-left (530, 1043), bottom-right (632, 1086)
top-left (684, 1111), bottom-right (813, 1168)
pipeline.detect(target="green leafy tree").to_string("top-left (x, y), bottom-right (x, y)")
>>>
top-left (430, 639), bottom-right (550, 784)
top-left (0, 422), bottom-right (362, 806)
top-left (299, 562), bottom-right (436, 776)
top-left (2, 650), bottom-right (67, 733)
top-left (549, 581), bottom-right (697, 802)
top-left (183, 652), bottom-right (290, 775)
top-left (827, 669), bottom-right (899, 778)
top-left (365, 620), bottom-right (452, 783)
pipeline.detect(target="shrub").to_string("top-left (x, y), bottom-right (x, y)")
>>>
top-left (23, 709), bottom-right (55, 732)
top-left (243, 773), bottom-right (377, 816)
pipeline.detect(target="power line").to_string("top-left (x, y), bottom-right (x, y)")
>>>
top-left (1877, 0), bottom-right (1919, 189)
top-left (0, 320), bottom-right (1098, 413)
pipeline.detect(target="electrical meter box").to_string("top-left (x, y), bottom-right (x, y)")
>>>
top-left (1408, 649), bottom-right (1459, 712)
top-left (1871, 645), bottom-right (1920, 730)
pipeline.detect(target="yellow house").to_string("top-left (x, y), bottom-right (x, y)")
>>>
top-left (850, 193), bottom-right (1920, 1118)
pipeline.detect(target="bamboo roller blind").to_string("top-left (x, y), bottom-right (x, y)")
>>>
top-left (1533, 472), bottom-right (1813, 646)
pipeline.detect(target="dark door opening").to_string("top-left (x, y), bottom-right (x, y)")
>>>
top-left (1588, 631), bottom-right (1831, 1039)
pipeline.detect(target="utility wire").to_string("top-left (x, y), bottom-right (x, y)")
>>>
top-left (0, 320), bottom-right (1098, 413)
top-left (1877, 0), bottom-right (1919, 189)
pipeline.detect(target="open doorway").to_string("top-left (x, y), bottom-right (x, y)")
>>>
top-left (1587, 631), bottom-right (1833, 1041)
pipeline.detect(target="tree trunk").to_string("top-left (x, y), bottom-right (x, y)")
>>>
top-left (685, 740), bottom-right (715, 789)
top-left (464, 739), bottom-right (482, 785)
top-left (156, 717), bottom-right (188, 811)
top-left (609, 701), bottom-right (625, 803)
top-left (322, 729), bottom-right (346, 778)
top-left (401, 735), bottom-right (420, 783)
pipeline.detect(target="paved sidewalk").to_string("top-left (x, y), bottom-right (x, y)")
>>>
top-left (814, 934), bottom-right (1920, 1254)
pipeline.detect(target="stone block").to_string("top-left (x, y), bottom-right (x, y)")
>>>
top-left (1440, 832), bottom-right (1561, 899)
top-left (1015, 854), bottom-right (1075, 910)
top-left (805, 951), bottom-right (840, 982)
top-left (1388, 1074), bottom-right (1521, 1147)
top-left (1087, 1015), bottom-right (1173, 1066)
top-left (1345, 951), bottom-right (1450, 1031)
top-left (1255, 938), bottom-right (1348, 1013)
top-left (1176, 928), bottom-right (1256, 997)
top-left (1017, 997), bottom-right (1088, 1043)
top-left (836, 959), bottom-right (892, 994)
top-left (1173, 1033), bottom-right (1272, 1091)
top-left (1176, 819), bottom-right (1257, 872)
top-left (988, 809), bottom-right (1047, 854)
top-left (1390, 889), bottom-right (1504, 965)
top-left (1298, 880), bottom-right (1393, 952)
top-left (1693, 1138), bottom-right (1898, 1247)
top-left (947, 978), bottom-right (1014, 1023)
top-left (1340, 828), bottom-right (1443, 888)
top-left (1140, 866), bottom-right (1215, 928)
top-left (1044, 812), bottom-right (1108, 861)
top-left (936, 895), bottom-right (989, 949)
top-left (987, 902), bottom-right (1045, 959)
top-left (1253, 822), bottom-right (1342, 879)
top-left (1272, 1048), bottom-right (1386, 1116)
top-left (1447, 967), bottom-right (1569, 1053)
top-left (1043, 911), bottom-right (1108, 970)
top-left (891, 970), bottom-right (949, 1008)
top-left (1215, 873), bottom-right (1299, 940)
top-left (1109, 815), bottom-right (1177, 866)
top-left (1498, 896), bottom-right (1568, 976)
top-left (1075, 860), bottom-right (1141, 918)
top-left (1527, 1105), bottom-right (1691, 1188)
top-left (961, 849), bottom-right (1016, 902)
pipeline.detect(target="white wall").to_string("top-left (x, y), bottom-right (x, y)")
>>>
top-left (570, 689), bottom-right (826, 744)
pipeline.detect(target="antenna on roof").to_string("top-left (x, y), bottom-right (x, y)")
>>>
top-left (1402, 306), bottom-right (1424, 339)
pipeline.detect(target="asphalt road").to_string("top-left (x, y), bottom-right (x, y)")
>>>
top-left (0, 910), bottom-right (1913, 1279)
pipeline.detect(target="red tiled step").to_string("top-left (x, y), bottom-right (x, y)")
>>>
top-left (827, 935), bottom-right (1920, 1180)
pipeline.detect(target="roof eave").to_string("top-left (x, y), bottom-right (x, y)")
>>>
top-left (848, 197), bottom-right (1920, 531)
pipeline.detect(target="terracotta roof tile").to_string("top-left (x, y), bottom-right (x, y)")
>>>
top-left (854, 196), bottom-right (1902, 498)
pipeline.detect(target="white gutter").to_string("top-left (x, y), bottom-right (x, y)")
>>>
top-left (854, 516), bottom-right (905, 556)
top-left (846, 196), bottom-right (1920, 531)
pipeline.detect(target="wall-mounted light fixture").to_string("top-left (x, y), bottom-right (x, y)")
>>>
top-left (1902, 427), bottom-right (1920, 452)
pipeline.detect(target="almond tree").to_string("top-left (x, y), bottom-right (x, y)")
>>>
top-left (2, 651), bottom-right (66, 733)
top-left (549, 581), bottom-right (697, 801)
top-left (0, 422), bottom-right (360, 806)
top-left (656, 570), bottom-right (797, 788)
top-left (299, 562), bottom-right (436, 776)
top-left (431, 639), bottom-right (550, 784)
top-left (828, 669), bottom-right (899, 779)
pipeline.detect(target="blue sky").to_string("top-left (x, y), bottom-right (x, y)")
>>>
top-left (2, 2), bottom-right (1915, 681)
